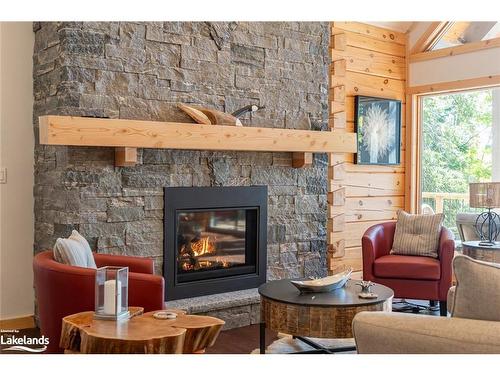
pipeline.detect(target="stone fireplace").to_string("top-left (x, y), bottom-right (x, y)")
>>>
top-left (33, 22), bottom-right (330, 303)
top-left (164, 186), bottom-right (267, 300)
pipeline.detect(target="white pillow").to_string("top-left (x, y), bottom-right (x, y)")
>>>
top-left (53, 230), bottom-right (97, 269)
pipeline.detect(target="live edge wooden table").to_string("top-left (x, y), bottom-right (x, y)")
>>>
top-left (258, 279), bottom-right (393, 354)
top-left (60, 307), bottom-right (224, 354)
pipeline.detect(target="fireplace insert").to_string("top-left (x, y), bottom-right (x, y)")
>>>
top-left (164, 186), bottom-right (267, 300)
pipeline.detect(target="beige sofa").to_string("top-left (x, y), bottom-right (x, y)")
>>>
top-left (352, 255), bottom-right (500, 354)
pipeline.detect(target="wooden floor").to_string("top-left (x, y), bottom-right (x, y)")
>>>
top-left (206, 324), bottom-right (277, 354)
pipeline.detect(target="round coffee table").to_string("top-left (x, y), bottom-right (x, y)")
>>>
top-left (462, 241), bottom-right (500, 264)
top-left (258, 279), bottom-right (393, 354)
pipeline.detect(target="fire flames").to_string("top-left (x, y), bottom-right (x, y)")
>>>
top-left (191, 236), bottom-right (216, 256)
top-left (178, 235), bottom-right (232, 272)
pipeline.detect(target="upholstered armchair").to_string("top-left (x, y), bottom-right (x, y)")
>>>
top-left (362, 222), bottom-right (455, 316)
top-left (353, 255), bottom-right (500, 354)
top-left (33, 251), bottom-right (165, 353)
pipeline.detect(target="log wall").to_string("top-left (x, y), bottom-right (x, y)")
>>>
top-left (328, 22), bottom-right (408, 273)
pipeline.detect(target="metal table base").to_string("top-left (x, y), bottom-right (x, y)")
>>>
top-left (259, 322), bottom-right (357, 354)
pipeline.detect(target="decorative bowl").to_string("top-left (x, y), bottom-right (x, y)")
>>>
top-left (290, 268), bottom-right (352, 293)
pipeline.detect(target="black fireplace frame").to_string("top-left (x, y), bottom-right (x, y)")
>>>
top-left (164, 186), bottom-right (267, 301)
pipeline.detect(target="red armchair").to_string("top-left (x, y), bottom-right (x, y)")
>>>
top-left (33, 251), bottom-right (165, 353)
top-left (362, 222), bottom-right (455, 316)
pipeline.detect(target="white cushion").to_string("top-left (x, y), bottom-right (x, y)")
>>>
top-left (53, 230), bottom-right (97, 269)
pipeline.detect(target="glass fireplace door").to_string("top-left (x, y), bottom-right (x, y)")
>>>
top-left (164, 185), bottom-right (267, 301)
top-left (176, 208), bottom-right (257, 283)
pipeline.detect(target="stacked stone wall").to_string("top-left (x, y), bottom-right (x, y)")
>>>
top-left (33, 21), bottom-right (329, 279)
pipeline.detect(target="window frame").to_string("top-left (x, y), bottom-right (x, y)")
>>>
top-left (406, 78), bottom-right (500, 214)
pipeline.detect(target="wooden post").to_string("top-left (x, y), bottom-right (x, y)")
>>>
top-left (434, 195), bottom-right (444, 214)
top-left (328, 24), bottom-right (349, 275)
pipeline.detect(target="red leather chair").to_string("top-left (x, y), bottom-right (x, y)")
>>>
top-left (33, 251), bottom-right (165, 353)
top-left (362, 222), bottom-right (455, 316)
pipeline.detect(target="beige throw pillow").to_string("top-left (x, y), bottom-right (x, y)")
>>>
top-left (451, 255), bottom-right (500, 321)
top-left (53, 230), bottom-right (97, 269)
top-left (390, 210), bottom-right (444, 258)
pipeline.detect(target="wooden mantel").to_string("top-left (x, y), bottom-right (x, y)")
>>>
top-left (39, 115), bottom-right (357, 167)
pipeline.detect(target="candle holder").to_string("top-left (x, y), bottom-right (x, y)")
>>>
top-left (94, 266), bottom-right (130, 321)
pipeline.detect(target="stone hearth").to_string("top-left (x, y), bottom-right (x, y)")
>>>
top-left (33, 22), bottom-right (330, 290)
top-left (167, 288), bottom-right (261, 330)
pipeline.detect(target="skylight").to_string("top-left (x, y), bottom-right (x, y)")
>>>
top-left (430, 21), bottom-right (500, 51)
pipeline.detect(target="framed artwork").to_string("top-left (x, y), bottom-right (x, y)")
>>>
top-left (354, 95), bottom-right (402, 165)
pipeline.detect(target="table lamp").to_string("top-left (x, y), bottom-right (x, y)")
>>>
top-left (469, 182), bottom-right (500, 246)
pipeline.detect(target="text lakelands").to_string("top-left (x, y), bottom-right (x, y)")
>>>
top-left (1, 335), bottom-right (49, 345)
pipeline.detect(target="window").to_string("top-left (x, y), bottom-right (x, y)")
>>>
top-left (430, 22), bottom-right (500, 51)
top-left (420, 88), bottom-right (500, 238)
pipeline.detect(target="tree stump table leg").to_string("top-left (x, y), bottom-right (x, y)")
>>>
top-left (60, 308), bottom-right (224, 354)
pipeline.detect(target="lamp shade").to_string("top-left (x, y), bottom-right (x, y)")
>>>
top-left (469, 182), bottom-right (500, 208)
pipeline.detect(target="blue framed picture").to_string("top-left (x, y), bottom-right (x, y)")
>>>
top-left (354, 95), bottom-right (402, 165)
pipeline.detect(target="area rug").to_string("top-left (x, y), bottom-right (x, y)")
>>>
top-left (250, 333), bottom-right (356, 354)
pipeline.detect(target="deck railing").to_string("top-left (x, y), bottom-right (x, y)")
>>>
top-left (422, 191), bottom-right (475, 237)
top-left (421, 192), bottom-right (469, 214)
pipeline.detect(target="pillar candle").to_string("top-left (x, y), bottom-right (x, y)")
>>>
top-left (103, 279), bottom-right (121, 315)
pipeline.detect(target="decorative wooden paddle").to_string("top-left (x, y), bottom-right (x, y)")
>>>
top-left (177, 103), bottom-right (242, 126)
top-left (177, 103), bottom-right (212, 125)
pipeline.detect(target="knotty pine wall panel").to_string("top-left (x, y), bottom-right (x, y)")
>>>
top-left (328, 22), bottom-right (407, 273)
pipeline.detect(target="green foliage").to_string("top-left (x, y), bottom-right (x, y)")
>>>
top-left (422, 90), bottom-right (492, 194)
top-left (422, 90), bottom-right (493, 235)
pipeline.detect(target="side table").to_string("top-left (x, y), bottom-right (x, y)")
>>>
top-left (462, 241), bottom-right (500, 264)
top-left (60, 307), bottom-right (224, 354)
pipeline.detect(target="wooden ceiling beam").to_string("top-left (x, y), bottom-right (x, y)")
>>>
top-left (410, 22), bottom-right (454, 55)
top-left (410, 37), bottom-right (500, 63)
top-left (407, 74), bottom-right (500, 95)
